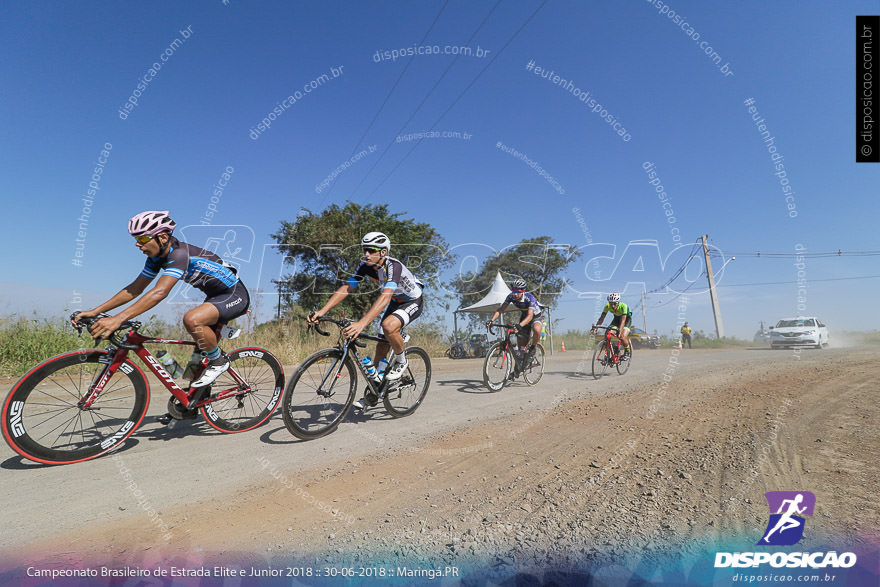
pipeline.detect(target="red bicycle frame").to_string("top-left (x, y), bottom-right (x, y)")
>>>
top-left (602, 326), bottom-right (624, 364)
top-left (79, 327), bottom-right (249, 410)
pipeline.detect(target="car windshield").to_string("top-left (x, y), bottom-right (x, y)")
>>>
top-left (631, 328), bottom-right (645, 335)
top-left (776, 319), bottom-right (816, 328)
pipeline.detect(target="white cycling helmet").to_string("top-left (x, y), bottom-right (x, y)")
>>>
top-left (607, 292), bottom-right (621, 303)
top-left (510, 278), bottom-right (527, 290)
top-left (128, 210), bottom-right (176, 237)
top-left (361, 232), bottom-right (391, 252)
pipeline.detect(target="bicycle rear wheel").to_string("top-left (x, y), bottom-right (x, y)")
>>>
top-left (281, 348), bottom-right (356, 440)
top-left (482, 342), bottom-right (512, 391)
top-left (2, 350), bottom-right (149, 465)
top-left (201, 347), bottom-right (285, 433)
top-left (383, 347), bottom-right (431, 417)
top-left (591, 341), bottom-right (610, 379)
top-left (523, 344), bottom-right (545, 386)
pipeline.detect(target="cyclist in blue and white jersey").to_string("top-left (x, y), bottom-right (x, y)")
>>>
top-left (72, 211), bottom-right (248, 387)
top-left (487, 278), bottom-right (544, 360)
top-left (308, 232), bottom-right (424, 407)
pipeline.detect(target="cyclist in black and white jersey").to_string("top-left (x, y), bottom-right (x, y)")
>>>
top-left (308, 232), bottom-right (424, 408)
top-left (72, 211), bottom-right (249, 388)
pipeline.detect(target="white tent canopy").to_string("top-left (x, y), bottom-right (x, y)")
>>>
top-left (453, 272), bottom-right (554, 354)
top-left (457, 271), bottom-right (514, 314)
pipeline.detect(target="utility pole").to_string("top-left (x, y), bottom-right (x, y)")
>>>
top-left (702, 234), bottom-right (724, 338)
top-left (642, 287), bottom-right (647, 331)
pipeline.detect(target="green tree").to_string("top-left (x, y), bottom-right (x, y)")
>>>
top-left (271, 202), bottom-right (453, 318)
top-left (451, 236), bottom-right (582, 323)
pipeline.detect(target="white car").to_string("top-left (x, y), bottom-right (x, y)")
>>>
top-left (769, 317), bottom-right (829, 349)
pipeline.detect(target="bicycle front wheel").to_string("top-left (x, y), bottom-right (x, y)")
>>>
top-left (591, 342), bottom-right (610, 380)
top-left (383, 346), bottom-right (431, 417)
top-left (281, 348), bottom-right (356, 440)
top-left (523, 344), bottom-right (545, 386)
top-left (2, 350), bottom-right (149, 465)
top-left (483, 343), bottom-right (512, 391)
top-left (202, 347), bottom-right (285, 433)
top-left (617, 347), bottom-right (632, 375)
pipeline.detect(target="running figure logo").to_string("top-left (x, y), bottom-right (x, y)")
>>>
top-left (759, 491), bottom-right (816, 546)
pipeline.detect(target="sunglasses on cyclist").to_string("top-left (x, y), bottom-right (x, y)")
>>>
top-left (362, 247), bottom-right (382, 253)
top-left (512, 289), bottom-right (525, 294)
top-left (133, 235), bottom-right (154, 245)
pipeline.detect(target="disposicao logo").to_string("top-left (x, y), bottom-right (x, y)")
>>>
top-left (759, 490), bottom-right (815, 546)
top-left (714, 491), bottom-right (857, 569)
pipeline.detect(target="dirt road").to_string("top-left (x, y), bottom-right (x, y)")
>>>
top-left (1, 345), bottom-right (878, 582)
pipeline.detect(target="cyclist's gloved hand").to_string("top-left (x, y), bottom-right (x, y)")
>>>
top-left (513, 324), bottom-right (522, 334)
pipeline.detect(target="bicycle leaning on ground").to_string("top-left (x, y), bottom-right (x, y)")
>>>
top-left (591, 324), bottom-right (632, 379)
top-left (482, 323), bottom-right (545, 391)
top-left (280, 315), bottom-right (431, 440)
top-left (1, 313), bottom-right (284, 465)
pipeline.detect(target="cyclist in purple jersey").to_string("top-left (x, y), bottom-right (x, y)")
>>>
top-left (72, 211), bottom-right (249, 387)
top-left (309, 232), bottom-right (424, 406)
top-left (487, 278), bottom-right (544, 360)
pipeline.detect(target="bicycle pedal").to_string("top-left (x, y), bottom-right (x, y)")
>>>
top-left (157, 413), bottom-right (173, 425)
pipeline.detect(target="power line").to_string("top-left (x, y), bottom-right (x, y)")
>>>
top-left (351, 0), bottom-right (503, 200)
top-left (719, 274), bottom-right (880, 287)
top-left (316, 0), bottom-right (451, 206)
top-left (709, 250), bottom-right (880, 258)
top-left (363, 0), bottom-right (550, 198)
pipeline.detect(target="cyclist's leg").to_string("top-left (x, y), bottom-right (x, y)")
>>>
top-left (515, 311), bottom-right (530, 348)
top-left (382, 297), bottom-right (423, 379)
top-left (609, 316), bottom-right (623, 354)
top-left (184, 303), bottom-right (222, 353)
top-left (189, 281), bottom-right (249, 352)
top-left (621, 315), bottom-right (633, 355)
top-left (191, 282), bottom-right (250, 387)
top-left (374, 301), bottom-right (403, 363)
top-left (530, 318), bottom-right (542, 349)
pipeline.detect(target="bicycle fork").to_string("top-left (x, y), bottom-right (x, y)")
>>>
top-left (79, 348), bottom-right (130, 409)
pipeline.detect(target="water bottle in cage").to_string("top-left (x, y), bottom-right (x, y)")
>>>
top-left (361, 357), bottom-right (378, 380)
top-left (156, 350), bottom-right (184, 378)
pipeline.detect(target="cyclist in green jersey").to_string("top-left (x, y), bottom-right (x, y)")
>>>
top-left (590, 292), bottom-right (633, 360)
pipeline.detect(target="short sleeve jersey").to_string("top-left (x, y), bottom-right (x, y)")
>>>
top-left (346, 256), bottom-right (423, 302)
top-left (503, 292), bottom-right (543, 317)
top-left (140, 237), bottom-right (239, 297)
top-left (602, 302), bottom-right (631, 317)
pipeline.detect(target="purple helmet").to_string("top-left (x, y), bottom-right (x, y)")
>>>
top-left (128, 210), bottom-right (176, 237)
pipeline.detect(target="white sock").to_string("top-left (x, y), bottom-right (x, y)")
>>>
top-left (394, 355), bottom-right (408, 364)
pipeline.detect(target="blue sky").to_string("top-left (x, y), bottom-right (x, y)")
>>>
top-left (2, 0), bottom-right (878, 339)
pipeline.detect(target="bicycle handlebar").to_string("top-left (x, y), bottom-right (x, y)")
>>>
top-left (308, 315), bottom-right (367, 347)
top-left (487, 322), bottom-right (519, 334)
top-left (70, 312), bottom-right (142, 349)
